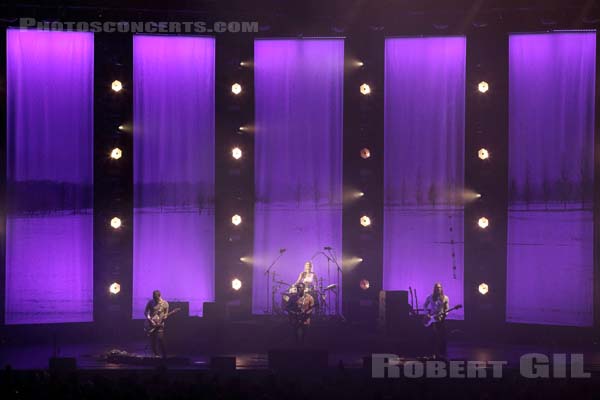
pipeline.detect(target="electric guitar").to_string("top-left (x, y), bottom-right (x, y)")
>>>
top-left (422, 304), bottom-right (462, 327)
top-left (144, 308), bottom-right (181, 336)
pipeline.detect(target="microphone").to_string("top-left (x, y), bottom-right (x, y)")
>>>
top-left (323, 246), bottom-right (332, 250)
top-left (280, 248), bottom-right (286, 253)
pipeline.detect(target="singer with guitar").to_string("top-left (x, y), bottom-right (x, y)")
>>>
top-left (144, 290), bottom-right (169, 358)
top-left (423, 282), bottom-right (449, 360)
top-left (286, 282), bottom-right (315, 345)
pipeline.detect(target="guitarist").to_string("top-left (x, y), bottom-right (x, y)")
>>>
top-left (423, 283), bottom-right (449, 359)
top-left (286, 282), bottom-right (314, 345)
top-left (144, 290), bottom-right (169, 358)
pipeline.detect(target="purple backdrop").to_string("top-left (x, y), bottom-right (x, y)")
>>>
top-left (133, 35), bottom-right (215, 318)
top-left (252, 39), bottom-right (344, 314)
top-left (6, 29), bottom-right (94, 324)
top-left (507, 32), bottom-right (595, 326)
top-left (383, 37), bottom-right (465, 319)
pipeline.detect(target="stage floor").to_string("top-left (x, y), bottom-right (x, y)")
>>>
top-left (2, 340), bottom-right (600, 372)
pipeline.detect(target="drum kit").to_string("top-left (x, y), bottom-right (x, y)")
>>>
top-left (263, 247), bottom-right (344, 319)
top-left (271, 276), bottom-right (337, 317)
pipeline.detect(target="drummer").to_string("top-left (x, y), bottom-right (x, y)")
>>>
top-left (294, 261), bottom-right (318, 291)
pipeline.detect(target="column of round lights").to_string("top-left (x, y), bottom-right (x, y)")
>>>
top-left (359, 73), bottom-right (371, 286)
top-left (230, 74), bottom-right (244, 294)
top-left (477, 81), bottom-right (490, 294)
top-left (109, 78), bottom-right (125, 295)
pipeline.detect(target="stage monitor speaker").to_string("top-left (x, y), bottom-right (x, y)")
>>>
top-left (379, 290), bottom-right (410, 332)
top-left (268, 349), bottom-right (328, 371)
top-left (49, 357), bottom-right (76, 371)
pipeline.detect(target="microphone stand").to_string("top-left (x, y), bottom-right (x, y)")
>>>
top-left (264, 250), bottom-right (285, 314)
top-left (312, 251), bottom-right (333, 314)
top-left (325, 248), bottom-right (345, 320)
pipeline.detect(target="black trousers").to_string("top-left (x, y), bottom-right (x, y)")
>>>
top-left (150, 329), bottom-right (166, 358)
top-left (431, 321), bottom-right (447, 358)
top-left (292, 324), bottom-right (309, 345)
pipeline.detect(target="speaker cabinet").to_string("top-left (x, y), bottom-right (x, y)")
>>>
top-left (378, 290), bottom-right (410, 333)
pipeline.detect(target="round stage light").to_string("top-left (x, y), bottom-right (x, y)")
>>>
top-left (357, 61), bottom-right (364, 67)
top-left (109, 282), bottom-right (121, 295)
top-left (360, 148), bottom-right (371, 159)
top-left (110, 217), bottom-right (122, 229)
top-left (478, 81), bottom-right (489, 93)
top-left (231, 83), bottom-right (242, 95)
top-left (232, 278), bottom-right (242, 291)
top-left (478, 217), bottom-right (489, 229)
top-left (360, 279), bottom-right (370, 290)
top-left (232, 147), bottom-right (242, 160)
top-left (360, 215), bottom-right (371, 227)
top-left (110, 148), bottom-right (122, 160)
top-left (478, 282), bottom-right (489, 295)
top-left (231, 214), bottom-right (242, 226)
top-left (360, 83), bottom-right (371, 95)
top-left (111, 80), bottom-right (123, 92)
top-left (478, 148), bottom-right (489, 160)
top-left (118, 124), bottom-right (125, 131)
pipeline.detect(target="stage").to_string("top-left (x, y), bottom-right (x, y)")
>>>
top-left (2, 316), bottom-right (600, 372)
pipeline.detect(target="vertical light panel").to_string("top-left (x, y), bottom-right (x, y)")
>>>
top-left (133, 35), bottom-right (215, 317)
top-left (507, 32), bottom-right (595, 326)
top-left (253, 39), bottom-right (344, 314)
top-left (383, 37), bottom-right (466, 319)
top-left (6, 29), bottom-right (94, 324)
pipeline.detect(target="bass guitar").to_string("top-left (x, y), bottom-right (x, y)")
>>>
top-left (287, 304), bottom-right (316, 326)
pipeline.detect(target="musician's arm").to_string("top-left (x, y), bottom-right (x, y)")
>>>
top-left (144, 302), bottom-right (156, 325)
top-left (423, 296), bottom-right (431, 314)
top-left (144, 302), bottom-right (151, 320)
top-left (294, 272), bottom-right (303, 285)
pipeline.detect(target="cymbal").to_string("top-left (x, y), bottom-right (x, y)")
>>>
top-left (324, 284), bottom-right (337, 291)
top-left (275, 280), bottom-right (290, 286)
